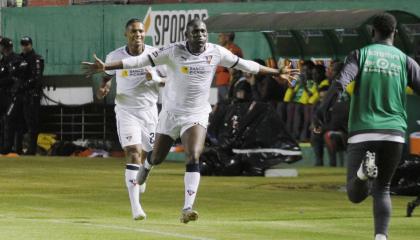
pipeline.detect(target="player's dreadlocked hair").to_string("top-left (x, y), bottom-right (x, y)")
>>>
top-left (372, 13), bottom-right (397, 38)
top-left (125, 18), bottom-right (142, 29)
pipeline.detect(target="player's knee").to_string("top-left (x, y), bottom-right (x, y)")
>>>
top-left (125, 146), bottom-right (141, 163)
top-left (149, 151), bottom-right (165, 165)
top-left (346, 190), bottom-right (365, 204)
top-left (186, 151), bottom-right (201, 164)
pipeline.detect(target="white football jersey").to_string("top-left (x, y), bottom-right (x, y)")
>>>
top-left (148, 42), bottom-right (253, 115)
top-left (105, 45), bottom-right (165, 109)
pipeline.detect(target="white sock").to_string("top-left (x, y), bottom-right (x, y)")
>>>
top-left (357, 163), bottom-right (368, 181)
top-left (144, 159), bottom-right (153, 170)
top-left (183, 172), bottom-right (200, 210)
top-left (125, 164), bottom-right (142, 217)
top-left (375, 234), bottom-right (387, 240)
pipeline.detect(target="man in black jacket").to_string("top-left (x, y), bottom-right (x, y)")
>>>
top-left (0, 37), bottom-right (28, 154)
top-left (17, 36), bottom-right (44, 155)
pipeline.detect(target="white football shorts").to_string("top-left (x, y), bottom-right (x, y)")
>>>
top-left (115, 106), bottom-right (158, 151)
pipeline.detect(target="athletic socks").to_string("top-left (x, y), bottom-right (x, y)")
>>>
top-left (144, 159), bottom-right (153, 170)
top-left (144, 152), bottom-right (153, 170)
top-left (375, 234), bottom-right (387, 240)
top-left (125, 164), bottom-right (143, 218)
top-left (183, 163), bottom-right (201, 210)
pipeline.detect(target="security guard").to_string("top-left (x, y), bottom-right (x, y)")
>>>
top-left (19, 36), bottom-right (44, 155)
top-left (0, 37), bottom-right (27, 154)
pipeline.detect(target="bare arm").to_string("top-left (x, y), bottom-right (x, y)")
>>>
top-left (234, 58), bottom-right (299, 84)
top-left (407, 56), bottom-right (420, 95)
top-left (82, 53), bottom-right (153, 77)
top-left (96, 74), bottom-right (113, 100)
top-left (258, 65), bottom-right (279, 75)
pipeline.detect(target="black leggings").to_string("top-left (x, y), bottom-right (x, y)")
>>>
top-left (346, 141), bottom-right (403, 236)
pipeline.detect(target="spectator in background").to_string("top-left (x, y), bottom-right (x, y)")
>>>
top-left (245, 58), bottom-right (286, 105)
top-left (310, 85), bottom-right (330, 166)
top-left (232, 78), bottom-right (252, 103)
top-left (313, 65), bottom-right (330, 93)
top-left (289, 60), bottom-right (315, 141)
top-left (311, 61), bottom-right (349, 167)
top-left (0, 37), bottom-right (9, 152)
top-left (0, 37), bottom-right (28, 155)
top-left (215, 32), bottom-right (243, 102)
top-left (326, 59), bottom-right (340, 84)
top-left (17, 36), bottom-right (44, 155)
top-left (300, 61), bottom-right (319, 141)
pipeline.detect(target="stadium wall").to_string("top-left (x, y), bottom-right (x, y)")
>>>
top-left (1, 0), bottom-right (420, 135)
top-left (3, 0), bottom-right (420, 76)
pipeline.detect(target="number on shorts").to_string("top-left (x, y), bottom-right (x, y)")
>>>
top-left (150, 133), bottom-right (155, 144)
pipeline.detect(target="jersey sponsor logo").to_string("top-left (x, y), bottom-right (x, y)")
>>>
top-left (121, 69), bottom-right (147, 77)
top-left (121, 70), bottom-right (129, 77)
top-left (180, 66), bottom-right (189, 74)
top-left (205, 55), bottom-right (213, 64)
top-left (367, 49), bottom-right (400, 61)
top-left (180, 66), bottom-right (212, 75)
top-left (129, 179), bottom-right (137, 186)
top-left (143, 7), bottom-right (208, 47)
top-left (376, 58), bottom-right (390, 69)
top-left (189, 66), bottom-right (211, 74)
top-left (363, 57), bottom-right (402, 76)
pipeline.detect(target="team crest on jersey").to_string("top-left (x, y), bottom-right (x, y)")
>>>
top-left (205, 55), bottom-right (212, 64)
top-left (180, 66), bottom-right (189, 74)
top-left (121, 70), bottom-right (129, 77)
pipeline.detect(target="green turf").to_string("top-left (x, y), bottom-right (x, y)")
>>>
top-left (0, 157), bottom-right (418, 240)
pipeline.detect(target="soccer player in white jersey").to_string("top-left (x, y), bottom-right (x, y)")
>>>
top-left (97, 18), bottom-right (165, 221)
top-left (83, 19), bottom-right (298, 223)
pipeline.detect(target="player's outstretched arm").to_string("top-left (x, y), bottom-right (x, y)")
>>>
top-left (82, 54), bottom-right (123, 77)
top-left (259, 64), bottom-right (300, 84)
top-left (82, 53), bottom-right (154, 78)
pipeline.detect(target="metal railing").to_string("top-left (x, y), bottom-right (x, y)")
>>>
top-left (40, 104), bottom-right (118, 142)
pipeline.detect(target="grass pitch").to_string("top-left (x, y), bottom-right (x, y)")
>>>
top-left (0, 157), bottom-right (418, 240)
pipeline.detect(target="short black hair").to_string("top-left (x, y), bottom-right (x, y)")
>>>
top-left (186, 18), bottom-right (205, 30)
top-left (314, 64), bottom-right (326, 76)
top-left (0, 37), bottom-right (13, 50)
top-left (302, 60), bottom-right (315, 69)
top-left (125, 18), bottom-right (141, 29)
top-left (372, 13), bottom-right (397, 38)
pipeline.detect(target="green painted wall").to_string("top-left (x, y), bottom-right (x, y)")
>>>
top-left (1, 0), bottom-right (419, 138)
top-left (3, 0), bottom-right (420, 76)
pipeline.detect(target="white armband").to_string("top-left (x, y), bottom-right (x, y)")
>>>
top-left (235, 58), bottom-right (260, 75)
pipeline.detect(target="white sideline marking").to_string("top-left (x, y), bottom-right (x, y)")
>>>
top-left (232, 148), bottom-right (302, 156)
top-left (12, 218), bottom-right (216, 240)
